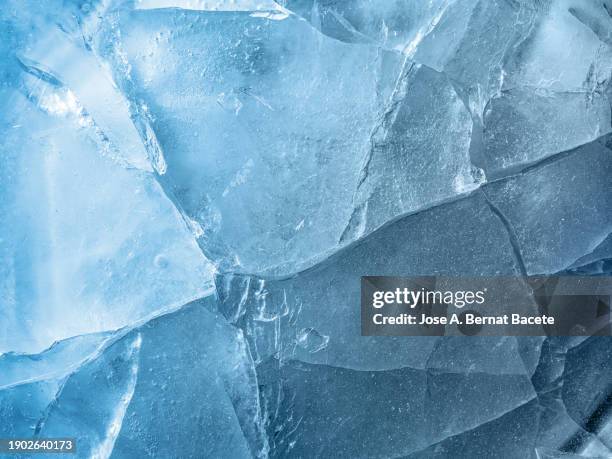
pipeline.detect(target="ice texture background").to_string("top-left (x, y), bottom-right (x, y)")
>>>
top-left (0, 0), bottom-right (611, 457)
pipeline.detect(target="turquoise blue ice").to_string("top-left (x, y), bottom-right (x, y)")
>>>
top-left (1, 0), bottom-right (611, 457)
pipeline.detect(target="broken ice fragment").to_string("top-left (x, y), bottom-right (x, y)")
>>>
top-left (344, 62), bottom-right (475, 241)
top-left (484, 135), bottom-right (612, 275)
top-left (0, 380), bottom-right (63, 438)
top-left (482, 89), bottom-right (611, 178)
top-left (102, 8), bottom-right (481, 275)
top-left (103, 9), bottom-right (403, 275)
top-left (0, 332), bottom-right (111, 439)
top-left (295, 328), bottom-right (329, 354)
top-left (563, 337), bottom-right (612, 453)
top-left (257, 358), bottom-right (535, 457)
top-left (0, 86), bottom-right (213, 353)
top-left (570, 235), bottom-right (612, 274)
top-left (301, 0), bottom-right (612, 177)
top-left (1, 297), bottom-right (268, 458)
top-left (477, 0), bottom-right (612, 174)
top-left (286, 0), bottom-right (612, 179)
top-left (37, 333), bottom-right (142, 458)
top-left (403, 400), bottom-right (541, 458)
top-left (281, 0), bottom-right (451, 51)
top-left (216, 193), bottom-right (532, 371)
top-left (5, 0), bottom-right (155, 172)
top-left (0, 333), bottom-right (111, 390)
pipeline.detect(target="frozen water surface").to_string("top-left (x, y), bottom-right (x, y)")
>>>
top-left (1, 0), bottom-right (611, 457)
top-left (1, 87), bottom-right (213, 353)
top-left (95, 6), bottom-right (487, 275)
top-left (484, 135), bottom-right (612, 275)
top-left (1, 298), bottom-right (268, 458)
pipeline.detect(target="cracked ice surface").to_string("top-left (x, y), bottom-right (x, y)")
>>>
top-left (0, 298), bottom-right (268, 458)
top-left (290, 0), bottom-right (612, 176)
top-left (1, 86), bottom-right (214, 353)
top-left (1, 0), bottom-right (612, 457)
top-left (97, 6), bottom-right (481, 275)
top-left (0, 2), bottom-right (215, 353)
top-left (217, 193), bottom-right (533, 370)
top-left (484, 136), bottom-right (612, 275)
